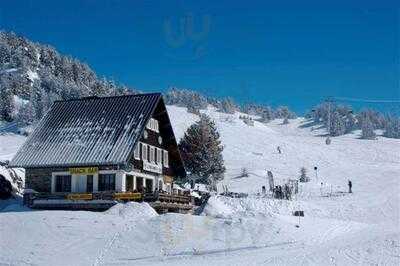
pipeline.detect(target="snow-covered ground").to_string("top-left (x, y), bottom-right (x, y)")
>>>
top-left (0, 106), bottom-right (399, 265)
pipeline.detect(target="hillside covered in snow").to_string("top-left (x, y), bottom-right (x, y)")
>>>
top-left (0, 105), bottom-right (399, 265)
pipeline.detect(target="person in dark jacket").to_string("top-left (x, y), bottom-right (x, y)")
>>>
top-left (277, 146), bottom-right (282, 154)
top-left (278, 186), bottom-right (283, 199)
top-left (348, 180), bottom-right (352, 193)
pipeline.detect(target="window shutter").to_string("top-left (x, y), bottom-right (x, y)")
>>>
top-left (163, 150), bottom-right (169, 168)
top-left (157, 148), bottom-right (162, 164)
top-left (146, 118), bottom-right (159, 132)
top-left (142, 143), bottom-right (147, 161)
top-left (150, 146), bottom-right (155, 163)
top-left (134, 143), bottom-right (140, 159)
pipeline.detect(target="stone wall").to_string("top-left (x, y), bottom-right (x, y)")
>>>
top-left (25, 168), bottom-right (59, 193)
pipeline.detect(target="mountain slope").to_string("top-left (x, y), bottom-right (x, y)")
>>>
top-left (0, 105), bottom-right (399, 265)
top-left (168, 105), bottom-right (400, 224)
top-left (0, 31), bottom-right (135, 123)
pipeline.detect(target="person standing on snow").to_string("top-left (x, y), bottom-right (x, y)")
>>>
top-left (348, 180), bottom-right (352, 193)
top-left (277, 146), bottom-right (282, 154)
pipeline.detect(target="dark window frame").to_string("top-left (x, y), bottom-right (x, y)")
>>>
top-left (55, 175), bottom-right (71, 192)
top-left (86, 175), bottom-right (93, 192)
top-left (98, 174), bottom-right (116, 191)
top-left (145, 178), bottom-right (153, 193)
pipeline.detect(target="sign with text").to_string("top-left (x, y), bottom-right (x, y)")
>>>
top-left (143, 161), bottom-right (162, 174)
top-left (163, 175), bottom-right (173, 184)
top-left (69, 167), bottom-right (98, 175)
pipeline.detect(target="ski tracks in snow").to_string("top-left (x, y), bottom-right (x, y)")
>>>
top-left (92, 231), bottom-right (121, 266)
top-left (92, 219), bottom-right (140, 266)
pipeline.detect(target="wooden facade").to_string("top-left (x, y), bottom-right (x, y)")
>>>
top-left (11, 93), bottom-right (186, 197)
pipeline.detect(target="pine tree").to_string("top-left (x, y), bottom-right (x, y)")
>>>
top-left (275, 106), bottom-right (296, 119)
top-left (361, 116), bottom-right (376, 139)
top-left (187, 105), bottom-right (200, 115)
top-left (384, 115), bottom-right (400, 139)
top-left (283, 117), bottom-right (289, 124)
top-left (260, 106), bottom-right (274, 123)
top-left (164, 88), bottom-right (208, 110)
top-left (219, 98), bottom-right (236, 114)
top-left (344, 112), bottom-right (356, 133)
top-left (16, 100), bottom-right (34, 125)
top-left (0, 83), bottom-right (15, 122)
top-left (178, 114), bottom-right (225, 188)
top-left (329, 111), bottom-right (345, 136)
top-left (240, 167), bottom-right (249, 177)
top-left (299, 167), bottom-right (309, 182)
top-left (30, 81), bottom-right (44, 120)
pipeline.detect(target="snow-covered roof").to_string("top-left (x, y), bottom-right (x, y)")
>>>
top-left (10, 93), bottom-right (162, 168)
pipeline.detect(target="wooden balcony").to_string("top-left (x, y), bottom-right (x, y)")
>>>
top-left (23, 191), bottom-right (194, 213)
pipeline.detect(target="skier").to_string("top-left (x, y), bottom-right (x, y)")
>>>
top-left (348, 180), bottom-right (352, 193)
top-left (277, 146), bottom-right (282, 154)
top-left (274, 186), bottom-right (279, 198)
top-left (325, 137), bottom-right (331, 145)
top-left (284, 184), bottom-right (291, 200)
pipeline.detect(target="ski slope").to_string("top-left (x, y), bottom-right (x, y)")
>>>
top-left (0, 105), bottom-right (399, 265)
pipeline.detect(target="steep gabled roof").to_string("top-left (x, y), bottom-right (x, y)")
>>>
top-left (10, 93), bottom-right (161, 168)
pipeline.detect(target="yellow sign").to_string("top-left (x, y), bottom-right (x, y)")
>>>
top-left (114, 192), bottom-right (142, 201)
top-left (69, 167), bottom-right (98, 175)
top-left (67, 193), bottom-right (93, 200)
top-left (163, 175), bottom-right (173, 184)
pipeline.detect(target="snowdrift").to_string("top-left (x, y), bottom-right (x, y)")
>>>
top-left (202, 195), bottom-right (329, 219)
top-left (105, 202), bottom-right (158, 220)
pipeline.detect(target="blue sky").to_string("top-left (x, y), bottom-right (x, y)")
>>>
top-left (0, 1), bottom-right (399, 113)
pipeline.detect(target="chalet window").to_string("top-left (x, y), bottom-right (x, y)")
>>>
top-left (146, 118), bottom-right (159, 133)
top-left (55, 175), bottom-right (71, 192)
top-left (134, 143), bottom-right (140, 160)
top-left (150, 146), bottom-right (155, 163)
top-left (157, 148), bottom-right (162, 165)
top-left (98, 174), bottom-right (116, 191)
top-left (142, 143), bottom-right (148, 161)
top-left (163, 150), bottom-right (169, 168)
top-left (154, 119), bottom-right (159, 132)
top-left (86, 175), bottom-right (93, 192)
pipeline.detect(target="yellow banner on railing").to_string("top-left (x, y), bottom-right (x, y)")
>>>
top-left (69, 167), bottom-right (98, 175)
top-left (114, 192), bottom-right (142, 201)
top-left (67, 193), bottom-right (93, 200)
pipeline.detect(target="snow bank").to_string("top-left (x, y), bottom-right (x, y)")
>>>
top-left (105, 202), bottom-right (158, 220)
top-left (203, 195), bottom-right (328, 219)
top-left (0, 134), bottom-right (26, 197)
top-left (0, 166), bottom-right (24, 196)
top-left (202, 196), bottom-right (235, 218)
top-left (0, 200), bottom-right (30, 212)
